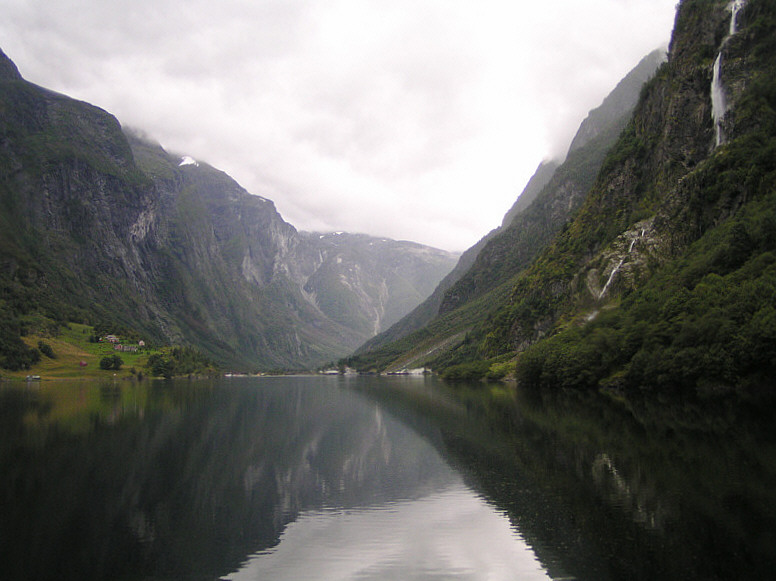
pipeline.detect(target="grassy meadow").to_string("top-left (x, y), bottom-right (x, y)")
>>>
top-left (1, 323), bottom-right (149, 381)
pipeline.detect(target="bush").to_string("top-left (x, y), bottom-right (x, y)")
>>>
top-left (485, 360), bottom-right (515, 381)
top-left (99, 354), bottom-right (123, 371)
top-left (37, 340), bottom-right (56, 359)
top-left (441, 360), bottom-right (491, 381)
top-left (0, 337), bottom-right (41, 371)
top-left (145, 346), bottom-right (215, 378)
top-left (0, 310), bottom-right (41, 371)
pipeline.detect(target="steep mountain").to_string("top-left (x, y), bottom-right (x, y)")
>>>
top-left (499, 160), bottom-right (560, 230)
top-left (566, 49), bottom-right (668, 155)
top-left (355, 161), bottom-right (558, 356)
top-left (503, 0), bottom-right (776, 394)
top-left (348, 46), bottom-right (666, 372)
top-left (358, 0), bottom-right (776, 395)
top-left (0, 50), bottom-right (457, 371)
top-left (293, 231), bottom-right (457, 336)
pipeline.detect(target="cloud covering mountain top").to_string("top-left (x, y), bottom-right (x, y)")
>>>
top-left (1, 0), bottom-right (677, 251)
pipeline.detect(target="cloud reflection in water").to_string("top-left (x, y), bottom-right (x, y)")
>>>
top-left (227, 483), bottom-right (549, 581)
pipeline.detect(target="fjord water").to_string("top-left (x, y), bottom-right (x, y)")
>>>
top-left (1, 376), bottom-right (775, 580)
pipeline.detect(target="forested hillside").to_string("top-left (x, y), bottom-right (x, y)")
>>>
top-left (348, 0), bottom-right (776, 397)
top-left (346, 49), bottom-right (666, 373)
top-left (498, 0), bottom-right (776, 395)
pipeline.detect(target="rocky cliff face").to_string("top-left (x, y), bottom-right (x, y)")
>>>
top-left (0, 53), bottom-right (457, 370)
top-left (292, 232), bottom-right (457, 336)
top-left (499, 0), bottom-right (748, 350)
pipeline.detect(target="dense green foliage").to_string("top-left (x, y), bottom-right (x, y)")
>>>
top-left (0, 308), bottom-right (40, 370)
top-left (518, 192), bottom-right (776, 394)
top-left (512, 0), bottom-right (776, 395)
top-left (146, 346), bottom-right (216, 379)
top-left (99, 354), bottom-right (123, 371)
top-left (440, 360), bottom-right (491, 381)
top-left (37, 340), bottom-right (55, 359)
top-left (379, 0), bottom-right (776, 394)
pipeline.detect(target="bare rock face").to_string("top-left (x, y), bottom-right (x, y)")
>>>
top-left (291, 232), bottom-right (458, 336)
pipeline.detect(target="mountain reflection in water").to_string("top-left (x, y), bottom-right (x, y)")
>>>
top-left (2, 375), bottom-right (775, 580)
top-left (0, 376), bottom-right (548, 580)
top-left (386, 379), bottom-right (776, 581)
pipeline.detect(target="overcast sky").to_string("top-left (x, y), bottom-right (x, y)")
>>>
top-left (1, 0), bottom-right (677, 251)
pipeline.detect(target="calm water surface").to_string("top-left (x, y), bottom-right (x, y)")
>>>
top-left (1, 375), bottom-right (775, 580)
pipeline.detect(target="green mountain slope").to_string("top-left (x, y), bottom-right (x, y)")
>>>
top-left (354, 160), bottom-right (558, 357)
top-left (346, 47), bottom-right (666, 373)
top-left (409, 0), bottom-right (776, 395)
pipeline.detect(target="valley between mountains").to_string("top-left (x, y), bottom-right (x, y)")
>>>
top-left (3, 0), bottom-right (776, 396)
top-left (0, 50), bottom-right (457, 373)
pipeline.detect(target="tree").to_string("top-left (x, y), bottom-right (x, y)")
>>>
top-left (147, 353), bottom-right (172, 379)
top-left (37, 340), bottom-right (56, 359)
top-left (99, 354), bottom-right (123, 371)
top-left (0, 310), bottom-right (41, 371)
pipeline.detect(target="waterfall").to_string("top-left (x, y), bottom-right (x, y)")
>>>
top-left (599, 229), bottom-right (645, 299)
top-left (711, 54), bottom-right (726, 146)
top-left (599, 257), bottom-right (625, 300)
top-left (730, 0), bottom-right (745, 34)
top-left (711, 0), bottom-right (747, 147)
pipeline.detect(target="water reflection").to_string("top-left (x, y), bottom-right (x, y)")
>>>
top-left (0, 377), bottom-right (548, 580)
top-left (3, 375), bottom-right (774, 580)
top-left (371, 379), bottom-right (776, 581)
top-left (229, 486), bottom-right (546, 581)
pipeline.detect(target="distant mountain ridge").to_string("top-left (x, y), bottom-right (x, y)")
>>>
top-left (0, 49), bottom-right (458, 371)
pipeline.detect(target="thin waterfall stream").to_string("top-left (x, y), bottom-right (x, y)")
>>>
top-left (598, 230), bottom-right (642, 300)
top-left (598, 257), bottom-right (625, 299)
top-left (711, 0), bottom-right (747, 147)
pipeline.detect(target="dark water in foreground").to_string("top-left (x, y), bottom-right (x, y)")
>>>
top-left (1, 375), bottom-right (775, 580)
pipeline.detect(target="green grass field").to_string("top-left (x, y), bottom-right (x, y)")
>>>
top-left (1, 323), bottom-right (150, 381)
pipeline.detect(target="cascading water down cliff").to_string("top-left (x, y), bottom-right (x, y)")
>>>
top-left (597, 228), bottom-right (646, 301)
top-left (711, 0), bottom-right (747, 147)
